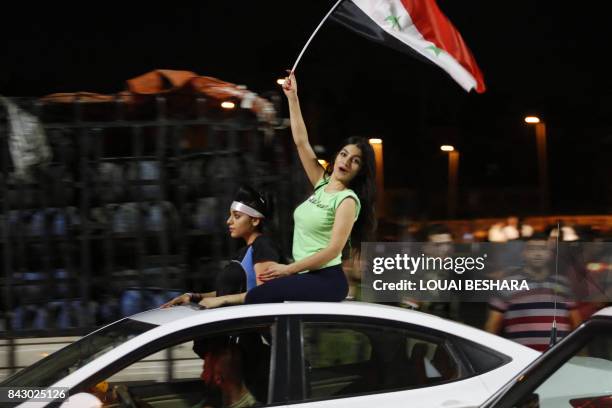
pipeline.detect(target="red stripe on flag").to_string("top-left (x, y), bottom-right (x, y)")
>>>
top-left (401, 0), bottom-right (486, 93)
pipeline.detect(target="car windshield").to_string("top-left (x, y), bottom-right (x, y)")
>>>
top-left (0, 319), bottom-right (156, 388)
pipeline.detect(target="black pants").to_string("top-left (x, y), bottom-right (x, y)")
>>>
top-left (245, 264), bottom-right (348, 304)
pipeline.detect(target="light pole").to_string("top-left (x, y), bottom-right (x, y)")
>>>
top-left (524, 116), bottom-right (550, 213)
top-left (369, 138), bottom-right (385, 217)
top-left (441, 145), bottom-right (459, 218)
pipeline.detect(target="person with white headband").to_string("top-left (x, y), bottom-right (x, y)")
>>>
top-left (162, 185), bottom-right (281, 308)
top-left (165, 71), bottom-right (378, 307)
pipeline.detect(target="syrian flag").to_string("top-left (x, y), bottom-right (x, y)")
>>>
top-left (330, 0), bottom-right (485, 93)
top-left (285, 0), bottom-right (485, 94)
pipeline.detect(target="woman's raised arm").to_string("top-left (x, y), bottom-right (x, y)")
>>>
top-left (283, 72), bottom-right (324, 187)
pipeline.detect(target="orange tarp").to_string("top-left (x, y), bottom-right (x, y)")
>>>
top-left (41, 69), bottom-right (276, 123)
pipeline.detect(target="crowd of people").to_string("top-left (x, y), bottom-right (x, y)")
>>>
top-left (364, 217), bottom-right (611, 351)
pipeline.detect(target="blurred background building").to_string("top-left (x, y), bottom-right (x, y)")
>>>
top-left (0, 71), bottom-right (316, 379)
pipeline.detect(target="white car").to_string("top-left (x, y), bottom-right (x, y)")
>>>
top-left (481, 306), bottom-right (612, 408)
top-left (0, 302), bottom-right (539, 408)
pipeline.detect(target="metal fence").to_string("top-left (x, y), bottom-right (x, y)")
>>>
top-left (0, 95), bottom-right (295, 376)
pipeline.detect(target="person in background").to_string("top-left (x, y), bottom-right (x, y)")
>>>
top-left (419, 224), bottom-right (457, 319)
top-left (485, 233), bottom-right (581, 351)
top-left (489, 216), bottom-right (533, 242)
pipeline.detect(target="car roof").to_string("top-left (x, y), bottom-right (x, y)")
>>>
top-left (130, 301), bottom-right (425, 325)
top-left (126, 301), bottom-right (538, 359)
top-left (593, 306), bottom-right (612, 318)
top-left (128, 301), bottom-right (458, 326)
top-left (129, 303), bottom-right (205, 325)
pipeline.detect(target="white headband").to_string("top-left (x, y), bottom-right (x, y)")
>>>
top-left (230, 201), bottom-right (265, 219)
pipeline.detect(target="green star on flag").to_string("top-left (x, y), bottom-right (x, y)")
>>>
top-left (426, 45), bottom-right (443, 56)
top-left (385, 14), bottom-right (401, 31)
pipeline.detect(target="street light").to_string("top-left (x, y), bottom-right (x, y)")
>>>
top-left (524, 116), bottom-right (541, 124)
top-left (524, 115), bottom-right (549, 213)
top-left (369, 138), bottom-right (385, 216)
top-left (221, 101), bottom-right (235, 109)
top-left (441, 145), bottom-right (459, 218)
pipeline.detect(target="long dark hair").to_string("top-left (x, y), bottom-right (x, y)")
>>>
top-left (324, 137), bottom-right (377, 252)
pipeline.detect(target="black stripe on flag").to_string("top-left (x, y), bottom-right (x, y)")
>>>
top-left (331, 0), bottom-right (432, 66)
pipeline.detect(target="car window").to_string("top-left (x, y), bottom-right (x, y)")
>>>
top-left (0, 319), bottom-right (156, 388)
top-left (304, 327), bottom-right (371, 369)
top-left (105, 340), bottom-right (204, 383)
top-left (83, 325), bottom-right (275, 408)
top-left (455, 337), bottom-right (511, 374)
top-left (301, 320), bottom-right (462, 401)
top-left (516, 333), bottom-right (612, 408)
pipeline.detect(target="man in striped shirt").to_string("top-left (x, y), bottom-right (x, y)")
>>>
top-left (485, 234), bottom-right (582, 351)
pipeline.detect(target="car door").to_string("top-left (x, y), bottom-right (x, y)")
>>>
top-left (63, 316), bottom-right (291, 408)
top-left (484, 317), bottom-right (612, 408)
top-left (286, 315), bottom-right (504, 408)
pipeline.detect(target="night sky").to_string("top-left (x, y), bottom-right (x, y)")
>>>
top-left (1, 2), bottom-right (611, 218)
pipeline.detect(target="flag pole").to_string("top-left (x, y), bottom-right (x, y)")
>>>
top-left (291, 0), bottom-right (344, 73)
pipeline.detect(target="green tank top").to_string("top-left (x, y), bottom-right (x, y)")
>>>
top-left (292, 176), bottom-right (361, 269)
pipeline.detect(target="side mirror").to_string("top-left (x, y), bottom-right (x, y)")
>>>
top-left (59, 392), bottom-right (103, 408)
